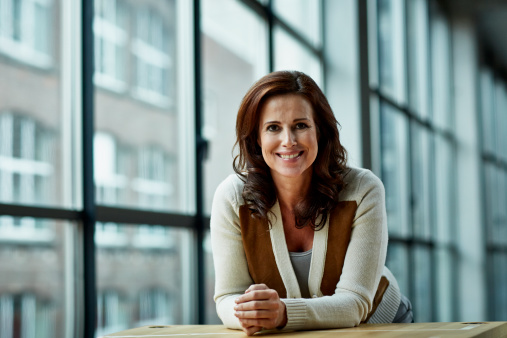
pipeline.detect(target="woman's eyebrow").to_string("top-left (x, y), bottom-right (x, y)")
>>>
top-left (263, 120), bottom-right (280, 126)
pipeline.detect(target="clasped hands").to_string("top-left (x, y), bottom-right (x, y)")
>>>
top-left (234, 284), bottom-right (288, 336)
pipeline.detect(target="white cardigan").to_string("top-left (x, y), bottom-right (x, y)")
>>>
top-left (210, 167), bottom-right (401, 331)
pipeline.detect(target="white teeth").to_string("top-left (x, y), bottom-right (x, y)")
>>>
top-left (280, 153), bottom-right (299, 159)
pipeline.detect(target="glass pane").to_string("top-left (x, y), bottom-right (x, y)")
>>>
top-left (435, 247), bottom-right (453, 321)
top-left (377, 0), bottom-right (406, 103)
top-left (430, 1), bottom-right (452, 130)
top-left (0, 218), bottom-right (76, 338)
top-left (491, 252), bottom-right (507, 321)
top-left (274, 26), bottom-right (323, 88)
top-left (95, 225), bottom-right (193, 336)
top-left (434, 135), bottom-right (453, 244)
top-left (204, 231), bottom-right (220, 324)
top-left (407, 0), bottom-right (429, 119)
top-left (480, 69), bottom-right (495, 154)
top-left (411, 124), bottom-right (432, 240)
top-left (485, 163), bottom-right (498, 245)
top-left (0, 0), bottom-right (71, 208)
top-left (413, 246), bottom-right (432, 322)
top-left (272, 0), bottom-right (321, 47)
top-left (386, 242), bottom-right (409, 297)
top-left (380, 105), bottom-right (410, 237)
top-left (94, 0), bottom-right (194, 214)
top-left (201, 0), bottom-right (268, 214)
top-left (495, 83), bottom-right (507, 163)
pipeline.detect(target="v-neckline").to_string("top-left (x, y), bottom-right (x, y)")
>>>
top-left (269, 199), bottom-right (330, 298)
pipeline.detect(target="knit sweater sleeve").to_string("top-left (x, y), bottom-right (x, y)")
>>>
top-left (282, 169), bottom-right (388, 330)
top-left (210, 175), bottom-right (253, 330)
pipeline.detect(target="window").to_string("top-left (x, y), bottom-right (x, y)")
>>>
top-left (0, 0), bottom-right (52, 67)
top-left (94, 0), bottom-right (128, 91)
top-left (369, 0), bottom-right (457, 321)
top-left (133, 6), bottom-right (174, 106)
top-left (480, 65), bottom-right (507, 320)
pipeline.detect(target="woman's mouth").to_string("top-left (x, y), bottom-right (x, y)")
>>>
top-left (277, 151), bottom-right (303, 159)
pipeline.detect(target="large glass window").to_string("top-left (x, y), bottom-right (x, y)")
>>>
top-left (94, 0), bottom-right (191, 214)
top-left (95, 225), bottom-right (192, 336)
top-left (480, 65), bottom-right (507, 320)
top-left (0, 219), bottom-right (77, 338)
top-left (201, 0), bottom-right (268, 214)
top-left (370, 0), bottom-right (457, 322)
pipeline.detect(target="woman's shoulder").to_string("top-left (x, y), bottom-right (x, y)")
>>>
top-left (214, 173), bottom-right (245, 207)
top-left (340, 166), bottom-right (385, 200)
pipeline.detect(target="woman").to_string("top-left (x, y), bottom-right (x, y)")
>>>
top-left (210, 71), bottom-right (412, 335)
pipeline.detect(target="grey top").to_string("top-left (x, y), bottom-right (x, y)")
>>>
top-left (288, 249), bottom-right (312, 298)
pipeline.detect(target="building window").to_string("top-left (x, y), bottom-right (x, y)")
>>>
top-left (0, 293), bottom-right (55, 338)
top-left (132, 6), bottom-right (174, 107)
top-left (0, 0), bottom-right (52, 67)
top-left (0, 113), bottom-right (55, 243)
top-left (96, 290), bottom-right (129, 337)
top-left (136, 288), bottom-right (173, 326)
top-left (93, 0), bottom-right (128, 91)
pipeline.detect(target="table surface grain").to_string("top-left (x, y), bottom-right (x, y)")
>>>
top-left (101, 322), bottom-right (507, 338)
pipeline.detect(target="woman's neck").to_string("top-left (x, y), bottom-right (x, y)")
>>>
top-left (272, 169), bottom-right (313, 210)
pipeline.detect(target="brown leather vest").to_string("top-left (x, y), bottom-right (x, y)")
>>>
top-left (238, 201), bottom-right (389, 323)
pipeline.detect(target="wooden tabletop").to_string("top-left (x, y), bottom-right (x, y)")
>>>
top-left (102, 322), bottom-right (507, 338)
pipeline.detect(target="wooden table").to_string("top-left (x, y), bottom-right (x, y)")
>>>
top-left (102, 322), bottom-right (507, 338)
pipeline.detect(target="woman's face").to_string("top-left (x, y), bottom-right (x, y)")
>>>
top-left (257, 94), bottom-right (318, 181)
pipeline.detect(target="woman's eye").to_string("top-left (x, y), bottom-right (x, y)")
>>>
top-left (295, 123), bottom-right (309, 129)
top-left (267, 125), bottom-right (279, 132)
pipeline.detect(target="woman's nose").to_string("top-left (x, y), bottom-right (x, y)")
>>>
top-left (281, 130), bottom-right (297, 147)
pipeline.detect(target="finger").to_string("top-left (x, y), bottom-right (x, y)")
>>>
top-left (238, 317), bottom-right (279, 329)
top-left (243, 326), bottom-right (262, 336)
top-left (235, 300), bottom-right (280, 311)
top-left (245, 283), bottom-right (269, 293)
top-left (236, 290), bottom-right (278, 304)
top-left (235, 309), bottom-right (278, 320)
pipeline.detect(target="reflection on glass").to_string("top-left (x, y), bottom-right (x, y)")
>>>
top-left (386, 243), bottom-right (409, 297)
top-left (272, 0), bottom-right (321, 47)
top-left (94, 0), bottom-right (189, 213)
top-left (274, 26), bottom-right (322, 88)
top-left (201, 0), bottom-right (268, 214)
top-left (413, 246), bottom-right (432, 322)
top-left (95, 224), bottom-right (191, 336)
top-left (411, 123), bottom-right (432, 240)
top-left (377, 0), bottom-right (406, 103)
top-left (406, 0), bottom-right (429, 119)
top-left (0, 219), bottom-right (74, 338)
top-left (380, 105), bottom-right (409, 237)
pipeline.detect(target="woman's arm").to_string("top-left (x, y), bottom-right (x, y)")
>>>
top-left (210, 175), bottom-right (254, 329)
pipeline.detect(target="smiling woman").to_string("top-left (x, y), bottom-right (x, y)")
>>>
top-left (210, 71), bottom-right (413, 336)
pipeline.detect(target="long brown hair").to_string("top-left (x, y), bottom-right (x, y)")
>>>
top-left (233, 70), bottom-right (348, 229)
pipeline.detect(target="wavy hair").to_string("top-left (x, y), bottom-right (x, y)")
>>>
top-left (233, 71), bottom-right (348, 230)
